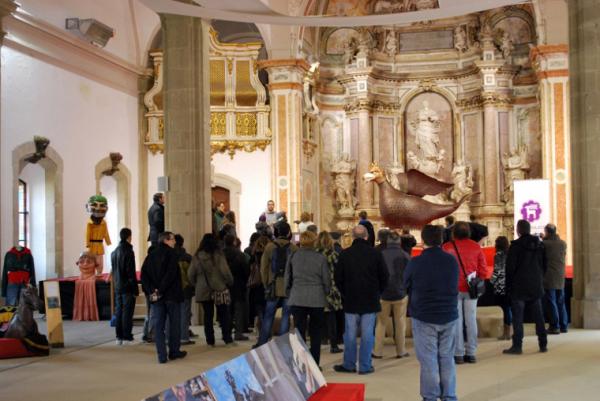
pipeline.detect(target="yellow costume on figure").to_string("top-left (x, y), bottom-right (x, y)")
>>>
top-left (85, 195), bottom-right (111, 274)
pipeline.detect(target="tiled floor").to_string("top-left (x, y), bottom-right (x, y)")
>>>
top-left (1, 319), bottom-right (599, 401)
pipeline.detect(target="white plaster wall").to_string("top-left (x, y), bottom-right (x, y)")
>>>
top-left (99, 176), bottom-right (119, 273)
top-left (16, 0), bottom-right (160, 66)
top-left (212, 150), bottom-right (272, 249)
top-left (18, 163), bottom-right (47, 281)
top-left (1, 47), bottom-right (141, 277)
top-left (147, 153), bottom-right (164, 207)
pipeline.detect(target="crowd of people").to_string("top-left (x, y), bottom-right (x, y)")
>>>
top-left (109, 194), bottom-right (569, 400)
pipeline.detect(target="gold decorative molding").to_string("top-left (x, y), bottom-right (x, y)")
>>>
top-left (210, 59), bottom-right (226, 106)
top-left (481, 92), bottom-right (514, 107)
top-left (210, 112), bottom-right (227, 136)
top-left (235, 60), bottom-right (257, 106)
top-left (235, 112), bottom-right (258, 136)
top-left (147, 143), bottom-right (164, 155)
top-left (257, 58), bottom-right (311, 72)
top-left (211, 140), bottom-right (271, 159)
top-left (344, 99), bottom-right (374, 113)
top-left (302, 139), bottom-right (318, 161)
top-left (268, 82), bottom-right (303, 91)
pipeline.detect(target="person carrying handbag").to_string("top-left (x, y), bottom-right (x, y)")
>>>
top-left (442, 221), bottom-right (492, 364)
top-left (188, 233), bottom-right (234, 346)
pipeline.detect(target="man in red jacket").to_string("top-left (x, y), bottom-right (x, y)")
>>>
top-left (442, 221), bottom-right (492, 364)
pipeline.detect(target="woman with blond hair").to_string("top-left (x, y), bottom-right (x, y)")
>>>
top-left (284, 230), bottom-right (330, 366)
top-left (297, 211), bottom-right (315, 233)
top-left (316, 231), bottom-right (344, 353)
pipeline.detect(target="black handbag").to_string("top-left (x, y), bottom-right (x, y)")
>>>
top-left (452, 241), bottom-right (485, 300)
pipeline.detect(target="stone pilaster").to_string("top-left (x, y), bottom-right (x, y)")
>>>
top-left (161, 14), bottom-right (212, 251)
top-left (569, 0), bottom-right (600, 328)
top-left (531, 44), bottom-right (573, 268)
top-left (0, 1), bottom-right (17, 269)
top-left (259, 59), bottom-right (309, 224)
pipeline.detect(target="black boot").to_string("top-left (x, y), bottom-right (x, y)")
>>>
top-left (503, 346), bottom-right (523, 355)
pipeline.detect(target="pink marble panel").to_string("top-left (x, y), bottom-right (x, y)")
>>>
top-left (378, 117), bottom-right (394, 167)
top-left (498, 111), bottom-right (510, 192)
top-left (526, 107), bottom-right (542, 178)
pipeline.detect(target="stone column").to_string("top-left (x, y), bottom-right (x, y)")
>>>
top-left (475, 42), bottom-right (511, 243)
top-left (161, 14), bottom-right (212, 251)
top-left (531, 44), bottom-right (573, 267)
top-left (258, 59), bottom-right (309, 224)
top-left (569, 0), bottom-right (600, 328)
top-left (0, 0), bottom-right (17, 262)
top-left (356, 105), bottom-right (374, 208)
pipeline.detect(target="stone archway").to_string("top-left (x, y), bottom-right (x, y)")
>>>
top-left (94, 156), bottom-right (132, 230)
top-left (212, 173), bottom-right (242, 222)
top-left (12, 142), bottom-right (64, 278)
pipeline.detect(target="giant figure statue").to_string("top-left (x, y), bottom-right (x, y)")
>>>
top-left (85, 194), bottom-right (111, 274)
top-left (364, 163), bottom-right (472, 228)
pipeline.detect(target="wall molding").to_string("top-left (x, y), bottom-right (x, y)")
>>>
top-left (3, 10), bottom-right (147, 96)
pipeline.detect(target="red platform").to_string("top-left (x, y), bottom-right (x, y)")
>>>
top-left (309, 383), bottom-right (365, 401)
top-left (0, 338), bottom-right (38, 359)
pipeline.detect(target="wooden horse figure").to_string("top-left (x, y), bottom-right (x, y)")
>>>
top-left (5, 284), bottom-right (42, 339)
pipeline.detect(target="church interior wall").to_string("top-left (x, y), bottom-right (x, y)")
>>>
top-left (14, 0), bottom-right (160, 67)
top-left (1, 46), bottom-right (141, 277)
top-left (212, 150), bottom-right (272, 248)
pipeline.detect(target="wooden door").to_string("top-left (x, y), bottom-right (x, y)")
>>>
top-left (212, 186), bottom-right (230, 211)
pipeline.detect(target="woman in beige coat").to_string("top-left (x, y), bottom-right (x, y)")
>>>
top-left (188, 233), bottom-right (234, 345)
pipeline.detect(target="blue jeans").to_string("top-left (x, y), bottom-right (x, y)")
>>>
top-left (180, 298), bottom-right (192, 341)
top-left (257, 297), bottom-right (290, 346)
top-left (6, 283), bottom-right (24, 306)
top-left (412, 318), bottom-right (458, 401)
top-left (455, 292), bottom-right (478, 357)
top-left (115, 293), bottom-right (136, 341)
top-left (151, 300), bottom-right (181, 362)
top-left (342, 312), bottom-right (376, 373)
top-left (543, 289), bottom-right (568, 331)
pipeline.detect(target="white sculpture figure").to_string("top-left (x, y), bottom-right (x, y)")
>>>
top-left (450, 160), bottom-right (474, 202)
top-left (408, 100), bottom-right (446, 176)
top-left (502, 144), bottom-right (530, 203)
top-left (454, 26), bottom-right (468, 52)
top-left (500, 32), bottom-right (514, 61)
top-left (342, 37), bottom-right (357, 65)
top-left (384, 30), bottom-right (398, 57)
top-left (331, 154), bottom-right (357, 217)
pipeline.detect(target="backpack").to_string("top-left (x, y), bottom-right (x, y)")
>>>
top-left (265, 242), bottom-right (291, 300)
top-left (270, 242), bottom-right (291, 277)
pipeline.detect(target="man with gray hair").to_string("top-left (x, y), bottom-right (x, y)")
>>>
top-left (334, 225), bottom-right (388, 375)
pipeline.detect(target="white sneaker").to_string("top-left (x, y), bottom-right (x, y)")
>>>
top-left (116, 339), bottom-right (123, 346)
top-left (122, 340), bottom-right (134, 346)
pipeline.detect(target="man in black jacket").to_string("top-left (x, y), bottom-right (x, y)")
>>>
top-left (141, 231), bottom-right (186, 363)
top-left (111, 228), bottom-right (139, 345)
top-left (223, 234), bottom-right (250, 341)
top-left (147, 193), bottom-right (165, 246)
top-left (334, 225), bottom-right (388, 375)
top-left (503, 219), bottom-right (548, 355)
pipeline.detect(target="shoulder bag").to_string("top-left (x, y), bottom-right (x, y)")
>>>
top-left (202, 264), bottom-right (230, 306)
top-left (452, 241), bottom-right (485, 300)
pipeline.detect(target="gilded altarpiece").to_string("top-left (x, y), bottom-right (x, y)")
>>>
top-left (312, 5), bottom-right (544, 242)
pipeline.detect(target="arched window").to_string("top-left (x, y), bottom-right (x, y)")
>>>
top-left (17, 179), bottom-right (28, 247)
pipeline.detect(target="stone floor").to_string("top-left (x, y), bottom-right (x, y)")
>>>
top-left (1, 319), bottom-right (600, 401)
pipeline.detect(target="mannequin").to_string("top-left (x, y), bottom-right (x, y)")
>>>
top-left (85, 194), bottom-right (111, 274)
top-left (1, 244), bottom-right (36, 306)
top-left (73, 251), bottom-right (99, 321)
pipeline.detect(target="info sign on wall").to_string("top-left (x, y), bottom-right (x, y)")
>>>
top-left (513, 179), bottom-right (551, 237)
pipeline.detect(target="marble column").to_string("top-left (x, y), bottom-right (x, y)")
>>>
top-left (0, 1), bottom-right (17, 258)
top-left (161, 14), bottom-right (212, 251)
top-left (258, 59), bottom-right (309, 224)
top-left (475, 45), bottom-right (512, 243)
top-left (531, 44), bottom-right (573, 267)
top-left (569, 0), bottom-right (600, 328)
